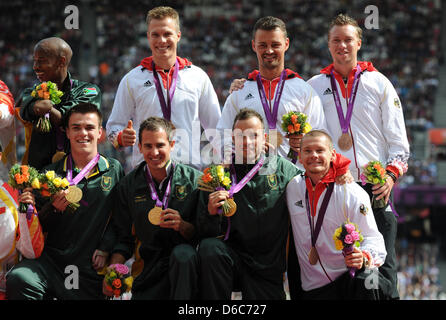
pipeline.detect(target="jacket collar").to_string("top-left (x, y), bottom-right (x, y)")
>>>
top-left (139, 56), bottom-right (192, 71)
top-left (247, 68), bottom-right (302, 81)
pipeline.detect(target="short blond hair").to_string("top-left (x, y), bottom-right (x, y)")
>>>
top-left (301, 130), bottom-right (334, 151)
top-left (328, 14), bottom-right (362, 41)
top-left (146, 6), bottom-right (180, 32)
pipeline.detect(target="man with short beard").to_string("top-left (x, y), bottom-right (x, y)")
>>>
top-left (219, 16), bottom-right (326, 167)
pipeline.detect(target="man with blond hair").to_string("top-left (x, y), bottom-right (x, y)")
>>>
top-left (106, 6), bottom-right (221, 170)
top-left (307, 13), bottom-right (410, 299)
top-left (286, 130), bottom-right (389, 300)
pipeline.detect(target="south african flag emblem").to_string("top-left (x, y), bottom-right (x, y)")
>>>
top-left (83, 87), bottom-right (98, 96)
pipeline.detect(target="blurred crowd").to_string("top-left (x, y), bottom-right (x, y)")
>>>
top-left (397, 239), bottom-right (446, 300)
top-left (0, 0), bottom-right (442, 173)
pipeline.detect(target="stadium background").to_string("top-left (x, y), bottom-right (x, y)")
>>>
top-left (1, 0), bottom-right (444, 299)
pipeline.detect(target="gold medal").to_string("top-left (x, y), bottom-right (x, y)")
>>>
top-left (65, 185), bottom-right (83, 203)
top-left (148, 206), bottom-right (163, 225)
top-left (338, 133), bottom-right (353, 151)
top-left (308, 246), bottom-right (319, 265)
top-left (52, 151), bottom-right (66, 163)
top-left (267, 130), bottom-right (283, 149)
top-left (223, 198), bottom-right (237, 217)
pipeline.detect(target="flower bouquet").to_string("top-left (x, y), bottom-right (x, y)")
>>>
top-left (197, 165), bottom-right (236, 217)
top-left (360, 160), bottom-right (387, 209)
top-left (31, 81), bottom-right (63, 132)
top-left (333, 221), bottom-right (364, 278)
top-left (39, 170), bottom-right (78, 213)
top-left (104, 264), bottom-right (133, 300)
top-left (8, 164), bottom-right (40, 219)
top-left (281, 111), bottom-right (312, 162)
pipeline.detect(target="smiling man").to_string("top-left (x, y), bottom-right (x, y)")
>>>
top-left (7, 103), bottom-right (124, 300)
top-left (106, 6), bottom-right (221, 170)
top-left (307, 14), bottom-right (410, 299)
top-left (107, 117), bottom-right (202, 300)
top-left (17, 37), bottom-right (101, 170)
top-left (286, 130), bottom-right (389, 300)
top-left (197, 108), bottom-right (303, 300)
top-left (218, 16), bottom-right (326, 166)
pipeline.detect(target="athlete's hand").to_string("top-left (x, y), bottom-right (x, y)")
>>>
top-left (92, 249), bottom-right (109, 271)
top-left (344, 246), bottom-right (364, 269)
top-left (208, 190), bottom-right (229, 215)
top-left (229, 78), bottom-right (247, 94)
top-left (33, 100), bottom-right (53, 116)
top-left (286, 133), bottom-right (303, 155)
top-left (17, 187), bottom-right (35, 206)
top-left (159, 208), bottom-right (183, 231)
top-left (51, 189), bottom-right (70, 212)
top-left (372, 175), bottom-right (394, 204)
top-left (121, 120), bottom-right (136, 146)
top-left (335, 170), bottom-right (354, 185)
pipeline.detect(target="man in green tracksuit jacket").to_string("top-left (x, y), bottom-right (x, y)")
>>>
top-left (7, 103), bottom-right (124, 300)
top-left (16, 37), bottom-right (101, 170)
top-left (107, 117), bottom-right (201, 300)
top-left (197, 108), bottom-right (302, 300)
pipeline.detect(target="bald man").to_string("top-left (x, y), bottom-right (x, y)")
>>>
top-left (16, 37), bottom-right (102, 170)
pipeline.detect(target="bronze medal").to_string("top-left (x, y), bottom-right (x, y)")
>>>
top-left (308, 246), bottom-right (319, 265)
top-left (148, 206), bottom-right (163, 225)
top-left (338, 133), bottom-right (352, 151)
top-left (65, 185), bottom-right (83, 203)
top-left (267, 130), bottom-right (283, 149)
top-left (52, 151), bottom-right (66, 163)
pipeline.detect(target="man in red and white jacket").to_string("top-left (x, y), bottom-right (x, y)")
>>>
top-left (286, 130), bottom-right (388, 299)
top-left (218, 16), bottom-right (326, 168)
top-left (306, 14), bottom-right (410, 299)
top-left (106, 6), bottom-right (221, 170)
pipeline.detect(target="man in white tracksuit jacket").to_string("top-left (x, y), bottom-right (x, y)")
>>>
top-left (286, 130), bottom-right (388, 299)
top-left (306, 14), bottom-right (410, 299)
top-left (218, 16), bottom-right (326, 168)
top-left (106, 6), bottom-right (221, 170)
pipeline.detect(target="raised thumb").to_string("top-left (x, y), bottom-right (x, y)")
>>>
top-left (127, 120), bottom-right (133, 129)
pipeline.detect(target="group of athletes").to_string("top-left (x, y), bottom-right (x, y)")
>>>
top-left (0, 6), bottom-right (409, 300)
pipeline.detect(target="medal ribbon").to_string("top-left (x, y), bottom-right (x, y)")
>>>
top-left (256, 70), bottom-right (287, 130)
top-left (152, 58), bottom-right (179, 121)
top-left (67, 153), bottom-right (100, 186)
top-left (144, 162), bottom-right (175, 209)
top-left (329, 65), bottom-right (362, 134)
top-left (222, 155), bottom-right (265, 240)
top-left (229, 156), bottom-right (265, 197)
top-left (304, 182), bottom-right (334, 248)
